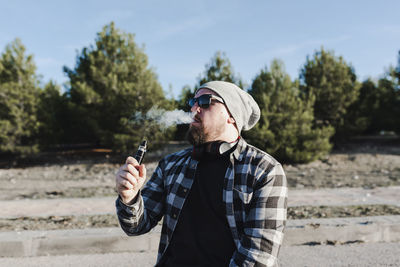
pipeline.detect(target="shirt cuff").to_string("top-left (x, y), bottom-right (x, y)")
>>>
top-left (117, 192), bottom-right (142, 215)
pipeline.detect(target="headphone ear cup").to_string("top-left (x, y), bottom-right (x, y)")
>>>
top-left (209, 141), bottom-right (224, 155)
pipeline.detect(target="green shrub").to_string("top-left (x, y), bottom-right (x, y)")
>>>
top-left (245, 60), bottom-right (333, 163)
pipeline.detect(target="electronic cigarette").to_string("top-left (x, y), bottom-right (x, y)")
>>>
top-left (134, 140), bottom-right (147, 164)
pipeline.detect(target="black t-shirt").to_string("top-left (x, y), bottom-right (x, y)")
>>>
top-left (161, 149), bottom-right (236, 266)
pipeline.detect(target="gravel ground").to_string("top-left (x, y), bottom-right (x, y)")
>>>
top-left (0, 214), bottom-right (119, 232)
top-left (1, 143), bottom-right (399, 201)
top-left (287, 204), bottom-right (400, 219)
top-left (1, 242), bottom-right (399, 267)
top-left (285, 143), bottom-right (400, 189)
top-left (1, 204), bottom-right (399, 232)
top-left (1, 139), bottom-right (399, 231)
top-left (0, 161), bottom-right (159, 201)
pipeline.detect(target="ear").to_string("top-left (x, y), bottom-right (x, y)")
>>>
top-left (227, 117), bottom-right (236, 124)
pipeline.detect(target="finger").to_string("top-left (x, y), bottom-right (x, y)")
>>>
top-left (118, 179), bottom-right (134, 190)
top-left (121, 163), bottom-right (139, 176)
top-left (125, 178), bottom-right (135, 189)
top-left (118, 171), bottom-right (137, 188)
top-left (116, 177), bottom-right (130, 191)
top-left (121, 164), bottom-right (128, 173)
top-left (138, 164), bottom-right (147, 180)
top-left (127, 163), bottom-right (139, 176)
top-left (125, 156), bottom-right (138, 165)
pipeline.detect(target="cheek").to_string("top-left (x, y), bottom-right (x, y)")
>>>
top-left (202, 106), bottom-right (230, 128)
top-left (212, 111), bottom-right (230, 128)
top-left (218, 109), bottom-right (230, 122)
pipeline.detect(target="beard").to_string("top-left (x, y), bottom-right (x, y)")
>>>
top-left (186, 119), bottom-right (226, 146)
top-left (186, 124), bottom-right (206, 146)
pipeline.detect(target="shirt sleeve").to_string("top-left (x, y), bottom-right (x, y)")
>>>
top-left (115, 162), bottom-right (166, 236)
top-left (230, 163), bottom-right (288, 267)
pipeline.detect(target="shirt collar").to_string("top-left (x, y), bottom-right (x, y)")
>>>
top-left (232, 137), bottom-right (246, 161)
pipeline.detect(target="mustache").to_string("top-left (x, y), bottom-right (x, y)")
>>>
top-left (193, 114), bottom-right (202, 123)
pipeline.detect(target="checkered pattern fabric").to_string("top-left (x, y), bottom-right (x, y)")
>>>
top-left (116, 138), bottom-right (287, 266)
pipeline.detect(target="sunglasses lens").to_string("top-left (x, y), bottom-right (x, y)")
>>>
top-left (188, 95), bottom-right (213, 108)
top-left (198, 95), bottom-right (211, 108)
top-left (188, 98), bottom-right (196, 107)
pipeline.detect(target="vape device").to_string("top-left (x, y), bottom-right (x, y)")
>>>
top-left (134, 140), bottom-right (147, 164)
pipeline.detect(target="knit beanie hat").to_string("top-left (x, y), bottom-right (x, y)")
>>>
top-left (197, 81), bottom-right (260, 133)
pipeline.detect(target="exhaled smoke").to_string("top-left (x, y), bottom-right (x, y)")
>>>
top-left (132, 107), bottom-right (193, 129)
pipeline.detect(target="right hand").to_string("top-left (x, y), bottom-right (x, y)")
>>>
top-left (115, 156), bottom-right (147, 205)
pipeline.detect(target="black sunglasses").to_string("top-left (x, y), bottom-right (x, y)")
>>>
top-left (188, 94), bottom-right (224, 108)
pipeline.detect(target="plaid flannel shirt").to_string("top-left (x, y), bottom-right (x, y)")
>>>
top-left (116, 138), bottom-right (287, 266)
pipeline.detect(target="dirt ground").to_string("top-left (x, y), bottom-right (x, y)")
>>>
top-left (0, 139), bottom-right (399, 201)
top-left (1, 204), bottom-right (400, 232)
top-left (285, 152), bottom-right (400, 189)
top-left (1, 138), bottom-right (400, 231)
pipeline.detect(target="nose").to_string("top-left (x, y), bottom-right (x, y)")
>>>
top-left (190, 102), bottom-right (201, 113)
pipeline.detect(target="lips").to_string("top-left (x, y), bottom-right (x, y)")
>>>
top-left (192, 115), bottom-right (201, 124)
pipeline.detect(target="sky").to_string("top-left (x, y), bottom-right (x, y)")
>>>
top-left (1, 0), bottom-right (399, 98)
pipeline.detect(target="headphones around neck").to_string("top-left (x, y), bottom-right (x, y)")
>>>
top-left (192, 140), bottom-right (237, 160)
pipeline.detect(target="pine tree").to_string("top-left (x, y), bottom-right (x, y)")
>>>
top-left (175, 51), bottom-right (243, 140)
top-left (394, 50), bottom-right (400, 84)
top-left (177, 51), bottom-right (243, 112)
top-left (373, 76), bottom-right (400, 134)
top-left (338, 51), bottom-right (400, 138)
top-left (198, 51), bottom-right (244, 88)
top-left (392, 50), bottom-right (400, 134)
top-left (338, 79), bottom-right (375, 138)
top-left (300, 48), bottom-right (360, 138)
top-left (0, 39), bottom-right (41, 154)
top-left (63, 22), bottom-right (170, 151)
top-left (36, 81), bottom-right (66, 147)
top-left (245, 60), bottom-right (333, 163)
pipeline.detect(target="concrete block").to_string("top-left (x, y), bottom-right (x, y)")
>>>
top-left (0, 240), bottom-right (25, 257)
top-left (35, 234), bottom-right (151, 256)
top-left (283, 215), bottom-right (400, 246)
top-left (1, 216), bottom-right (399, 257)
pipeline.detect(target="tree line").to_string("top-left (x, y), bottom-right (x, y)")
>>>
top-left (1, 22), bottom-right (399, 163)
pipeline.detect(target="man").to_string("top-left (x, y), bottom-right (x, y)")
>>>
top-left (115, 81), bottom-right (287, 266)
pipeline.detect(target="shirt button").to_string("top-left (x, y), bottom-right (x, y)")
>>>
top-left (191, 163), bottom-right (196, 168)
top-left (183, 188), bottom-right (187, 193)
top-left (172, 214), bottom-right (177, 219)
